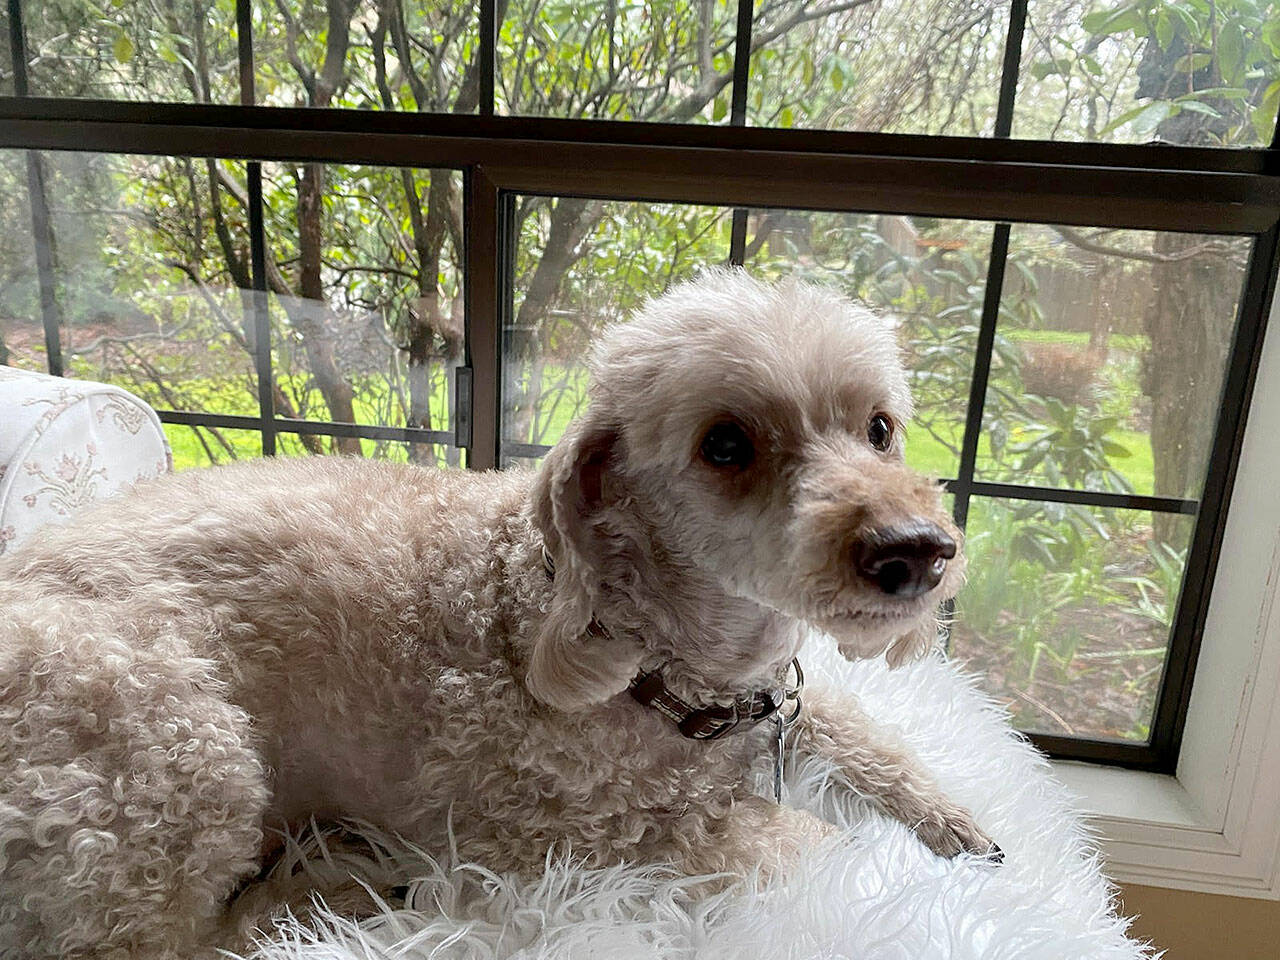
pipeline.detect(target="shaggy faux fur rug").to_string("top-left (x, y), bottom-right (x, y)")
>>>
top-left (238, 635), bottom-right (1156, 960)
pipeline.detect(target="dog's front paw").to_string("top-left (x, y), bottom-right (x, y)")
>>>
top-left (912, 801), bottom-right (1002, 863)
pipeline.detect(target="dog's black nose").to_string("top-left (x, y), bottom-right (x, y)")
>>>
top-left (855, 522), bottom-right (956, 599)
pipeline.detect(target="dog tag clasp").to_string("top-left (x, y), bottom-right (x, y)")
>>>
top-left (773, 714), bottom-right (785, 804)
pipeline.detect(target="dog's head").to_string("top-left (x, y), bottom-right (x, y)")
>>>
top-left (527, 268), bottom-right (964, 709)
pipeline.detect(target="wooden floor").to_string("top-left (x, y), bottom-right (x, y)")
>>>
top-left (1118, 884), bottom-right (1280, 959)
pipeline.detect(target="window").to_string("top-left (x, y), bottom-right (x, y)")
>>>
top-left (1, 0), bottom-right (1277, 772)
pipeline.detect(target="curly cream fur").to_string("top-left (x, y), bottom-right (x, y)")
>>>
top-left (0, 269), bottom-right (992, 959)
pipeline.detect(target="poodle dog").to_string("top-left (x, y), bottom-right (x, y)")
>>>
top-left (0, 269), bottom-right (996, 959)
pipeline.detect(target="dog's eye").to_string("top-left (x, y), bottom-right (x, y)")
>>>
top-left (700, 422), bottom-right (754, 469)
top-left (867, 413), bottom-right (894, 452)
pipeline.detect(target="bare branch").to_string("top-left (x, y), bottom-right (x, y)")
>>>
top-left (1052, 226), bottom-right (1240, 264)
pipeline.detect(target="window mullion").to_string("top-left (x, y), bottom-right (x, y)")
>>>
top-left (463, 166), bottom-right (502, 469)
top-left (246, 166), bottom-right (274, 457)
top-left (7, 0), bottom-right (27, 97)
top-left (993, 0), bottom-right (1028, 139)
top-left (480, 0), bottom-right (496, 117)
top-left (727, 0), bottom-right (754, 266)
top-left (952, 0), bottom-right (1028, 526)
top-left (236, 0), bottom-right (275, 456)
top-left (729, 209), bottom-right (748, 266)
top-left (729, 0), bottom-right (753, 126)
top-left (950, 222), bottom-right (1009, 530)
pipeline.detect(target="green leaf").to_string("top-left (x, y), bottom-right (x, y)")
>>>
top-left (1155, 10), bottom-right (1173, 48)
top-left (1253, 80), bottom-right (1280, 141)
top-left (1176, 99), bottom-right (1222, 118)
top-left (779, 106), bottom-right (794, 128)
top-left (1082, 5), bottom-right (1142, 37)
top-left (1103, 99), bottom-right (1174, 137)
top-left (1101, 439), bottom-right (1132, 458)
top-left (712, 96), bottom-right (727, 122)
top-left (1264, 19), bottom-right (1280, 58)
top-left (112, 31), bottom-right (135, 63)
top-left (1028, 57), bottom-right (1076, 81)
top-left (1013, 530), bottom-right (1058, 568)
top-left (1180, 86), bottom-right (1250, 100)
top-left (1172, 52), bottom-right (1212, 73)
top-left (1218, 21), bottom-right (1245, 84)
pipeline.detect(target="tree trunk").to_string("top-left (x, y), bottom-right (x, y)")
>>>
top-left (1139, 37), bottom-right (1242, 541)
top-left (293, 162), bottom-right (361, 454)
top-left (504, 198), bottom-right (599, 444)
top-left (1143, 235), bottom-right (1240, 517)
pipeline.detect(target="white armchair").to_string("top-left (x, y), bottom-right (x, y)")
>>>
top-left (0, 366), bottom-right (170, 557)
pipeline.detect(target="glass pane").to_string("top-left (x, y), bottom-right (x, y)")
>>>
top-left (164, 424), bottom-right (262, 470)
top-left (263, 163), bottom-right (465, 466)
top-left (38, 151), bottom-right (261, 418)
top-left (745, 211), bottom-right (996, 479)
top-left (0, 151), bottom-right (45, 371)
top-left (502, 198), bottom-right (733, 462)
top-left (1015, 0), bottom-right (1280, 146)
top-left (255, 0), bottom-right (479, 111)
top-left (25, 0), bottom-right (239, 102)
top-left (498, 0), bottom-right (737, 121)
top-left (748, 0), bottom-right (1009, 134)
top-left (951, 496), bottom-right (1195, 742)
top-left (977, 224), bottom-right (1250, 500)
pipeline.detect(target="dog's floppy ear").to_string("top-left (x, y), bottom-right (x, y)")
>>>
top-left (526, 418), bottom-right (644, 711)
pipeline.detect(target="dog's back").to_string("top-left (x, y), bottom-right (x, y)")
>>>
top-left (0, 457), bottom-right (537, 958)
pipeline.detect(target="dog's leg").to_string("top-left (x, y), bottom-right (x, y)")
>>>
top-left (793, 688), bottom-right (998, 860)
top-left (674, 794), bottom-right (839, 878)
top-left (221, 869), bottom-right (399, 952)
top-left (0, 616), bottom-right (270, 959)
top-left (219, 825), bottom-right (410, 950)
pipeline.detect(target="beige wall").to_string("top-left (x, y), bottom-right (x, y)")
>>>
top-left (1118, 884), bottom-right (1280, 959)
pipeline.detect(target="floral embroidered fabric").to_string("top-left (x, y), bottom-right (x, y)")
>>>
top-left (0, 367), bottom-right (171, 556)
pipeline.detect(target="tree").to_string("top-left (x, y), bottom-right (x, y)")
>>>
top-left (0, 0), bottom-right (1272, 477)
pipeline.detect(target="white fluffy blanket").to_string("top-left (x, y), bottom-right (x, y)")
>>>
top-left (240, 636), bottom-right (1155, 960)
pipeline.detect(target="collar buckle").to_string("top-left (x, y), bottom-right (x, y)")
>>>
top-left (678, 702), bottom-right (745, 740)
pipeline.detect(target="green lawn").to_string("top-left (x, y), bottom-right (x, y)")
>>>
top-left (144, 368), bottom-right (454, 469)
top-left (903, 422), bottom-right (1154, 493)
top-left (1004, 328), bottom-right (1150, 353)
top-left (110, 348), bottom-right (1156, 495)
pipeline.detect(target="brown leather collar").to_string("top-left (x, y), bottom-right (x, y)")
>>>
top-left (629, 665), bottom-right (797, 740)
top-left (541, 544), bottom-right (803, 740)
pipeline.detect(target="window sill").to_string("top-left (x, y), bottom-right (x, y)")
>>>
top-left (1055, 756), bottom-right (1280, 899)
top-left (1053, 762), bottom-right (1205, 830)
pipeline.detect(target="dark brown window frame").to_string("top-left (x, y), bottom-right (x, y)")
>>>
top-left (2, 0), bottom-right (1279, 771)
